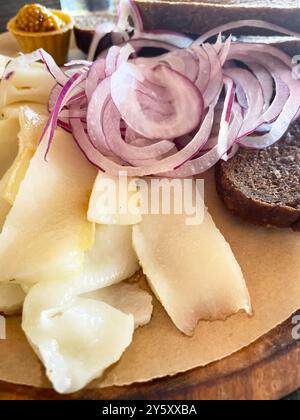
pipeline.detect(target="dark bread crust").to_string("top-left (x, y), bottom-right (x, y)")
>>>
top-left (216, 166), bottom-right (300, 229)
top-left (135, 0), bottom-right (300, 36)
top-left (215, 123), bottom-right (300, 229)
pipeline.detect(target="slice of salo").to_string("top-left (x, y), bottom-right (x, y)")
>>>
top-left (132, 209), bottom-right (251, 335)
top-left (0, 126), bottom-right (96, 283)
top-left (0, 57), bottom-right (54, 108)
top-left (0, 106), bottom-right (48, 204)
top-left (85, 282), bottom-right (153, 328)
top-left (88, 171), bottom-right (142, 225)
top-left (73, 224), bottom-right (140, 292)
top-left (23, 294), bottom-right (134, 394)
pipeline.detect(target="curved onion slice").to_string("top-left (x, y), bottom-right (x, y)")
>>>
top-left (71, 101), bottom-right (214, 176)
top-left (224, 67), bottom-right (264, 136)
top-left (118, 0), bottom-right (144, 35)
top-left (193, 19), bottom-right (300, 45)
top-left (191, 46), bottom-right (211, 93)
top-left (135, 49), bottom-right (199, 83)
top-left (85, 57), bottom-right (106, 102)
top-left (37, 5), bottom-right (300, 178)
top-left (170, 106), bottom-right (243, 177)
top-left (228, 45), bottom-right (300, 148)
top-left (201, 44), bottom-right (223, 107)
top-left (87, 21), bottom-right (116, 62)
top-left (103, 100), bottom-right (176, 161)
top-left (38, 49), bottom-right (69, 86)
top-left (121, 38), bottom-right (179, 52)
top-left (111, 62), bottom-right (203, 140)
top-left (136, 30), bottom-right (192, 49)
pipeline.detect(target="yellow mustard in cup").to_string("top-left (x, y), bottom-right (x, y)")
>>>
top-left (7, 4), bottom-right (74, 66)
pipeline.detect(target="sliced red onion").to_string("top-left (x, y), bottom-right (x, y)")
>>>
top-left (201, 44), bottom-right (223, 107)
top-left (87, 21), bottom-right (116, 61)
top-left (85, 57), bottom-right (106, 102)
top-left (39, 49), bottom-right (69, 86)
top-left (105, 46), bottom-right (121, 77)
top-left (39, 7), bottom-right (300, 178)
top-left (117, 0), bottom-right (144, 35)
top-left (243, 62), bottom-right (273, 109)
top-left (135, 30), bottom-right (192, 49)
top-left (228, 42), bottom-right (292, 68)
top-left (87, 77), bottom-right (113, 155)
top-left (235, 84), bottom-right (248, 109)
top-left (42, 73), bottom-right (85, 158)
top-left (111, 62), bottom-right (203, 140)
top-left (228, 46), bottom-right (300, 147)
top-left (191, 46), bottom-right (211, 94)
top-left (214, 33), bottom-right (223, 54)
top-left (239, 56), bottom-right (300, 148)
top-left (218, 35), bottom-right (232, 66)
top-left (103, 100), bottom-right (175, 161)
top-left (229, 54), bottom-right (290, 126)
top-left (64, 60), bottom-right (92, 67)
top-left (48, 83), bottom-right (62, 113)
top-left (168, 103), bottom-right (243, 177)
top-left (104, 44), bottom-right (135, 78)
top-left (121, 38), bottom-right (179, 52)
top-left (224, 67), bottom-right (264, 136)
top-left (135, 49), bottom-right (199, 82)
top-left (193, 20), bottom-right (300, 45)
top-left (72, 96), bottom-right (215, 177)
top-left (116, 43), bottom-right (135, 67)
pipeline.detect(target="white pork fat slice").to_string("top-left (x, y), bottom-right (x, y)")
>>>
top-left (73, 224), bottom-right (140, 292)
top-left (0, 105), bottom-right (48, 204)
top-left (85, 282), bottom-right (153, 328)
top-left (21, 223), bottom-right (142, 393)
top-left (0, 198), bottom-right (25, 314)
top-left (23, 282), bottom-right (134, 394)
top-left (0, 106), bottom-right (20, 178)
top-left (0, 104), bottom-right (27, 313)
top-left (18, 223), bottom-right (140, 294)
top-left (132, 204), bottom-right (251, 335)
top-left (88, 171), bottom-right (142, 225)
top-left (0, 55), bottom-right (54, 108)
top-left (0, 126), bottom-right (96, 284)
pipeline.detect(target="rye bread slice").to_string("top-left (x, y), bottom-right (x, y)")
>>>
top-left (135, 0), bottom-right (300, 36)
top-left (215, 122), bottom-right (300, 229)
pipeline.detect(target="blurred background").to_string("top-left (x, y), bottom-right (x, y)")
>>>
top-left (0, 0), bottom-right (116, 32)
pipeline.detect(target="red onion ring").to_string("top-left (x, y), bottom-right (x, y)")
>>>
top-left (34, 2), bottom-right (300, 178)
top-left (110, 62), bottom-right (204, 140)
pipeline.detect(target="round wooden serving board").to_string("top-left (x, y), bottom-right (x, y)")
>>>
top-left (0, 32), bottom-right (300, 401)
top-left (0, 310), bottom-right (299, 400)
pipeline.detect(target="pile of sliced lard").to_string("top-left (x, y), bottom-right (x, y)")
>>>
top-left (0, 55), bottom-right (251, 394)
